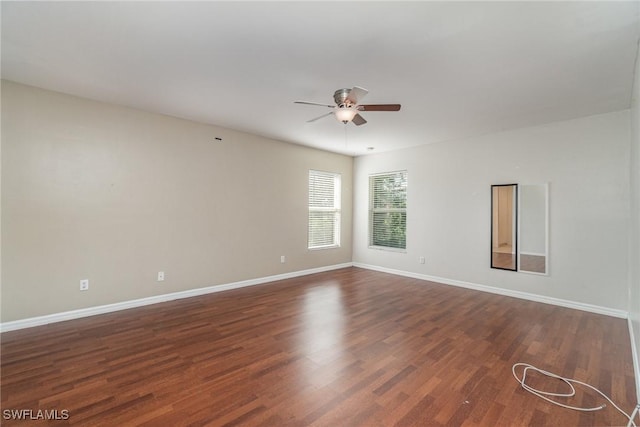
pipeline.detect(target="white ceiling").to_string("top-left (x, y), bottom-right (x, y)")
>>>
top-left (2, 1), bottom-right (639, 156)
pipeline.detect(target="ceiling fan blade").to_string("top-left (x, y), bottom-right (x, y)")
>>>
top-left (346, 86), bottom-right (368, 105)
top-left (352, 113), bottom-right (367, 126)
top-left (294, 101), bottom-right (335, 108)
top-left (358, 104), bottom-right (401, 111)
top-left (307, 112), bottom-right (334, 123)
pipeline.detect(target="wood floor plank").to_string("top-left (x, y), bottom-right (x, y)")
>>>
top-left (1, 267), bottom-right (637, 426)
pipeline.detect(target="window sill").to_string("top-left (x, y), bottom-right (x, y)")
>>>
top-left (308, 245), bottom-right (341, 251)
top-left (368, 245), bottom-right (407, 253)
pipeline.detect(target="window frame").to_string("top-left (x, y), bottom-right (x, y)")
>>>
top-left (308, 170), bottom-right (342, 250)
top-left (369, 170), bottom-right (408, 252)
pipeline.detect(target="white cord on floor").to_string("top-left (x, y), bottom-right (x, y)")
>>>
top-left (512, 362), bottom-right (638, 427)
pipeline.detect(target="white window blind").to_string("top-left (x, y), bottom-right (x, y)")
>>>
top-left (369, 171), bottom-right (407, 250)
top-left (308, 170), bottom-right (341, 249)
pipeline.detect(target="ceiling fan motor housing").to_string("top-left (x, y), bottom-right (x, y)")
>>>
top-left (334, 88), bottom-right (353, 107)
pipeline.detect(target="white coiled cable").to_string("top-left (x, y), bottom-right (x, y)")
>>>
top-left (512, 363), bottom-right (638, 427)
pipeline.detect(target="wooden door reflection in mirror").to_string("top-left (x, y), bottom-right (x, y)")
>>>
top-left (491, 184), bottom-right (517, 270)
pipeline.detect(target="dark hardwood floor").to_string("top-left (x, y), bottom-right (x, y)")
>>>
top-left (1, 267), bottom-right (637, 426)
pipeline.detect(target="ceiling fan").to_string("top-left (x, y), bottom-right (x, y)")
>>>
top-left (294, 86), bottom-right (401, 126)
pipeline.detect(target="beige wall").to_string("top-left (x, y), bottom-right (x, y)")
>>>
top-left (1, 81), bottom-right (353, 322)
top-left (353, 110), bottom-right (631, 311)
top-left (629, 40), bottom-right (640, 400)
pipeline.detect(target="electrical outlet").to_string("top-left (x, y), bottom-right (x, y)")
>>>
top-left (80, 279), bottom-right (89, 291)
top-left (157, 271), bottom-right (165, 281)
top-left (280, 255), bottom-right (286, 264)
top-left (419, 257), bottom-right (425, 264)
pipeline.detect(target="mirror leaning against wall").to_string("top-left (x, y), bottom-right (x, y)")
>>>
top-left (491, 184), bottom-right (518, 271)
top-left (491, 183), bottom-right (549, 275)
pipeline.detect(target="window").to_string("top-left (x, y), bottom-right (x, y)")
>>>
top-left (369, 171), bottom-right (407, 250)
top-left (308, 170), bottom-right (341, 249)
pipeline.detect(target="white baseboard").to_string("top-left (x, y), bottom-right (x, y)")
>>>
top-left (2, 262), bottom-right (629, 332)
top-left (353, 263), bottom-right (628, 319)
top-left (0, 263), bottom-right (354, 333)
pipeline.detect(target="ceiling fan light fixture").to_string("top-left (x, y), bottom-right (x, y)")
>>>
top-left (334, 107), bottom-right (358, 123)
